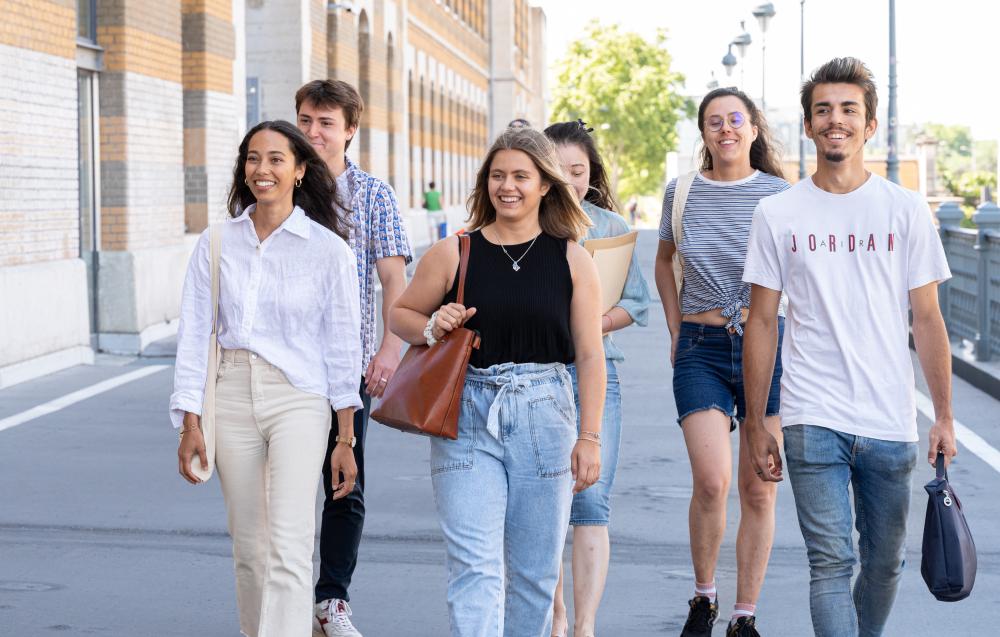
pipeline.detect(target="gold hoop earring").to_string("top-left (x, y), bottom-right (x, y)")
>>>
top-left (295, 178), bottom-right (302, 188)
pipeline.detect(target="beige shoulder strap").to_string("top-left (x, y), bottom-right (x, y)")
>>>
top-left (209, 223), bottom-right (222, 333)
top-left (670, 170), bottom-right (698, 300)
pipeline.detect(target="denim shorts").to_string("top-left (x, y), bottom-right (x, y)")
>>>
top-left (567, 359), bottom-right (621, 526)
top-left (672, 318), bottom-right (784, 429)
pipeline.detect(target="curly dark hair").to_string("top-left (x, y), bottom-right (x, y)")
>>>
top-left (543, 119), bottom-right (619, 212)
top-left (226, 120), bottom-right (350, 241)
top-left (698, 87), bottom-right (785, 179)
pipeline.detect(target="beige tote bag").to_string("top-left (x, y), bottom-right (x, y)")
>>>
top-left (190, 223), bottom-right (223, 482)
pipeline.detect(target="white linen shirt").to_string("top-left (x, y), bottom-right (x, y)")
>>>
top-left (169, 205), bottom-right (363, 428)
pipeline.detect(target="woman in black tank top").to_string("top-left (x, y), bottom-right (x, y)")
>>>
top-left (390, 127), bottom-right (606, 637)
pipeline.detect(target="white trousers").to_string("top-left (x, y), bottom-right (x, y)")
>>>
top-left (214, 349), bottom-right (331, 637)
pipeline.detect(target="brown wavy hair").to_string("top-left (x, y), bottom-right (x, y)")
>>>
top-left (466, 127), bottom-right (591, 242)
top-left (698, 87), bottom-right (785, 179)
top-left (801, 57), bottom-right (878, 126)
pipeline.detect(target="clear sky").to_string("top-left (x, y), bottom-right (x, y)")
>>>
top-left (538, 0), bottom-right (999, 142)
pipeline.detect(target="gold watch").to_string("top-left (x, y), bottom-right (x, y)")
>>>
top-left (335, 435), bottom-right (357, 448)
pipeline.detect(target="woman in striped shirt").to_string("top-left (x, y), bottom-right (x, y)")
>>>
top-left (653, 87), bottom-right (789, 637)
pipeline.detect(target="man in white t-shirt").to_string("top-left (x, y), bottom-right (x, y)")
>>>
top-left (741, 57), bottom-right (957, 637)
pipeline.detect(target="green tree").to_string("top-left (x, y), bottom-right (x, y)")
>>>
top-left (550, 21), bottom-right (692, 202)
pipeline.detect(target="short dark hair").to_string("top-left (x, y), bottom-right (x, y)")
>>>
top-left (295, 80), bottom-right (365, 149)
top-left (801, 57), bottom-right (878, 126)
top-left (428, 181), bottom-right (436, 189)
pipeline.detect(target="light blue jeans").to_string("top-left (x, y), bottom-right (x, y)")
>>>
top-left (567, 359), bottom-right (621, 525)
top-left (783, 424), bottom-right (918, 637)
top-left (431, 362), bottom-right (576, 637)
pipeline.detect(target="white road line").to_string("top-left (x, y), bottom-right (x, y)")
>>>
top-left (0, 365), bottom-right (170, 433)
top-left (915, 390), bottom-right (1000, 475)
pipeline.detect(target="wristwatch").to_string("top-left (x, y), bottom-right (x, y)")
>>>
top-left (335, 435), bottom-right (357, 448)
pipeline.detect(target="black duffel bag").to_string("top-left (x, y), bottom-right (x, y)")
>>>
top-left (921, 452), bottom-right (977, 601)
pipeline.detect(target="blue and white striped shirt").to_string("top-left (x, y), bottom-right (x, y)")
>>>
top-left (659, 171), bottom-right (789, 332)
top-left (341, 156), bottom-right (413, 369)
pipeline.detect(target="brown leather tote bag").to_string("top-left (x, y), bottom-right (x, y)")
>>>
top-left (371, 233), bottom-right (480, 439)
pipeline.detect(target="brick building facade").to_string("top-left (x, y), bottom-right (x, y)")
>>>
top-left (0, 0), bottom-right (546, 385)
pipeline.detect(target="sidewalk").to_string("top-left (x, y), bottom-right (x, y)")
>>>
top-left (948, 337), bottom-right (1000, 400)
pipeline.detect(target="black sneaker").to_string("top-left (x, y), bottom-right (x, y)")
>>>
top-left (680, 596), bottom-right (719, 637)
top-left (726, 616), bottom-right (760, 637)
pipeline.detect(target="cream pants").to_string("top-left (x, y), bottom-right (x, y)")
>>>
top-left (214, 349), bottom-right (330, 637)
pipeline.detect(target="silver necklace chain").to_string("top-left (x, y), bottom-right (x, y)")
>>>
top-left (490, 228), bottom-right (540, 272)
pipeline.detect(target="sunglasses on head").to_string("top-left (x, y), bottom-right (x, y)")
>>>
top-left (706, 111), bottom-right (746, 132)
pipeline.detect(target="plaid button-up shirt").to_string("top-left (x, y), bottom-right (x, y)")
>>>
top-left (341, 156), bottom-right (413, 371)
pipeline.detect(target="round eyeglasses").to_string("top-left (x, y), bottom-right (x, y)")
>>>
top-left (706, 111), bottom-right (746, 132)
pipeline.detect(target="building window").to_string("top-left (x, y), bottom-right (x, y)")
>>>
top-left (77, 0), bottom-right (97, 43)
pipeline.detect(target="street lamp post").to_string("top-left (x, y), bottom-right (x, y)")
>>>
top-left (722, 44), bottom-right (737, 79)
top-left (752, 2), bottom-right (776, 112)
top-left (732, 21), bottom-right (752, 91)
top-left (799, 0), bottom-right (807, 179)
top-left (886, 0), bottom-right (900, 183)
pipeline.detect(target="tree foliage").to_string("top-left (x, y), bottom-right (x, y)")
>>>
top-left (550, 21), bottom-right (693, 202)
top-left (920, 123), bottom-right (997, 205)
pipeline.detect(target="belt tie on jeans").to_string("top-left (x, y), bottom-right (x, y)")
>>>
top-left (485, 373), bottom-right (532, 440)
top-left (720, 288), bottom-right (750, 335)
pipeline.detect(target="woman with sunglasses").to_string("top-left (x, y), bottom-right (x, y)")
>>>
top-left (653, 87), bottom-right (788, 637)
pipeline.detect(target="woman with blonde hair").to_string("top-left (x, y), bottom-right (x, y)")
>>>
top-left (390, 126), bottom-right (606, 637)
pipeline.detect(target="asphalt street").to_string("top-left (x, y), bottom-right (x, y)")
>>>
top-left (2, 230), bottom-right (998, 636)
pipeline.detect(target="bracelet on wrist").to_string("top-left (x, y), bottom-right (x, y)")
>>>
top-left (577, 436), bottom-right (602, 446)
top-left (579, 430), bottom-right (601, 441)
top-left (423, 311), bottom-right (440, 346)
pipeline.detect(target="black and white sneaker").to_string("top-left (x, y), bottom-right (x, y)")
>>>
top-left (680, 596), bottom-right (719, 637)
top-left (726, 615), bottom-right (761, 637)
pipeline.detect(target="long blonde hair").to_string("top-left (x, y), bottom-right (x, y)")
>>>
top-left (466, 127), bottom-right (591, 242)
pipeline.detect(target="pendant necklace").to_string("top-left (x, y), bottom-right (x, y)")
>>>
top-left (491, 228), bottom-right (539, 272)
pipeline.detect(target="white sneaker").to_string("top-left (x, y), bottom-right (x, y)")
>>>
top-left (313, 598), bottom-right (363, 637)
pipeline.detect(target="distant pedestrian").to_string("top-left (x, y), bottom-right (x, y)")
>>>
top-left (742, 57), bottom-right (957, 637)
top-left (544, 119), bottom-right (651, 637)
top-left (653, 87), bottom-right (789, 637)
top-left (423, 180), bottom-right (443, 212)
top-left (172, 120), bottom-right (362, 637)
top-left (389, 126), bottom-right (606, 637)
top-left (296, 78), bottom-right (412, 637)
top-left (626, 196), bottom-right (639, 226)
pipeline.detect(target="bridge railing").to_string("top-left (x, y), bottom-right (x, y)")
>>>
top-left (937, 201), bottom-right (1000, 361)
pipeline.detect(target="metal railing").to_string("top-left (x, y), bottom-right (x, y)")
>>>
top-left (937, 200), bottom-right (1000, 361)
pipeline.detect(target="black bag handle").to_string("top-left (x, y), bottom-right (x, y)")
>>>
top-left (935, 451), bottom-right (947, 481)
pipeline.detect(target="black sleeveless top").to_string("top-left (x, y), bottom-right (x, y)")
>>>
top-left (443, 230), bottom-right (574, 368)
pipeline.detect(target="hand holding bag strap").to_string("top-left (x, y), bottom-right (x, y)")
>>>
top-left (936, 451), bottom-right (947, 480)
top-left (456, 232), bottom-right (470, 307)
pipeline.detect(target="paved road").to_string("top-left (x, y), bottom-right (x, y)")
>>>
top-left (2, 230), bottom-right (998, 636)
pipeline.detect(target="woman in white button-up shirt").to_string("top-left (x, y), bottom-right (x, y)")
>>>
top-left (170, 120), bottom-right (362, 637)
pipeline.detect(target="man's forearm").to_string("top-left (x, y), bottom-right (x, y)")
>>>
top-left (742, 315), bottom-right (778, 425)
top-left (378, 260), bottom-right (408, 352)
top-left (913, 313), bottom-right (953, 421)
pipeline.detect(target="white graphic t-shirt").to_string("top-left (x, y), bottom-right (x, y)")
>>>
top-left (743, 173), bottom-right (951, 442)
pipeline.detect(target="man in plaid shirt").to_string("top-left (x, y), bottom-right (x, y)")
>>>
top-left (296, 79), bottom-right (412, 637)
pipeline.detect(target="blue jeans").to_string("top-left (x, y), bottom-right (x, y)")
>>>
top-left (673, 319), bottom-right (784, 428)
top-left (431, 362), bottom-right (576, 637)
top-left (783, 425), bottom-right (918, 637)
top-left (567, 359), bottom-right (621, 525)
